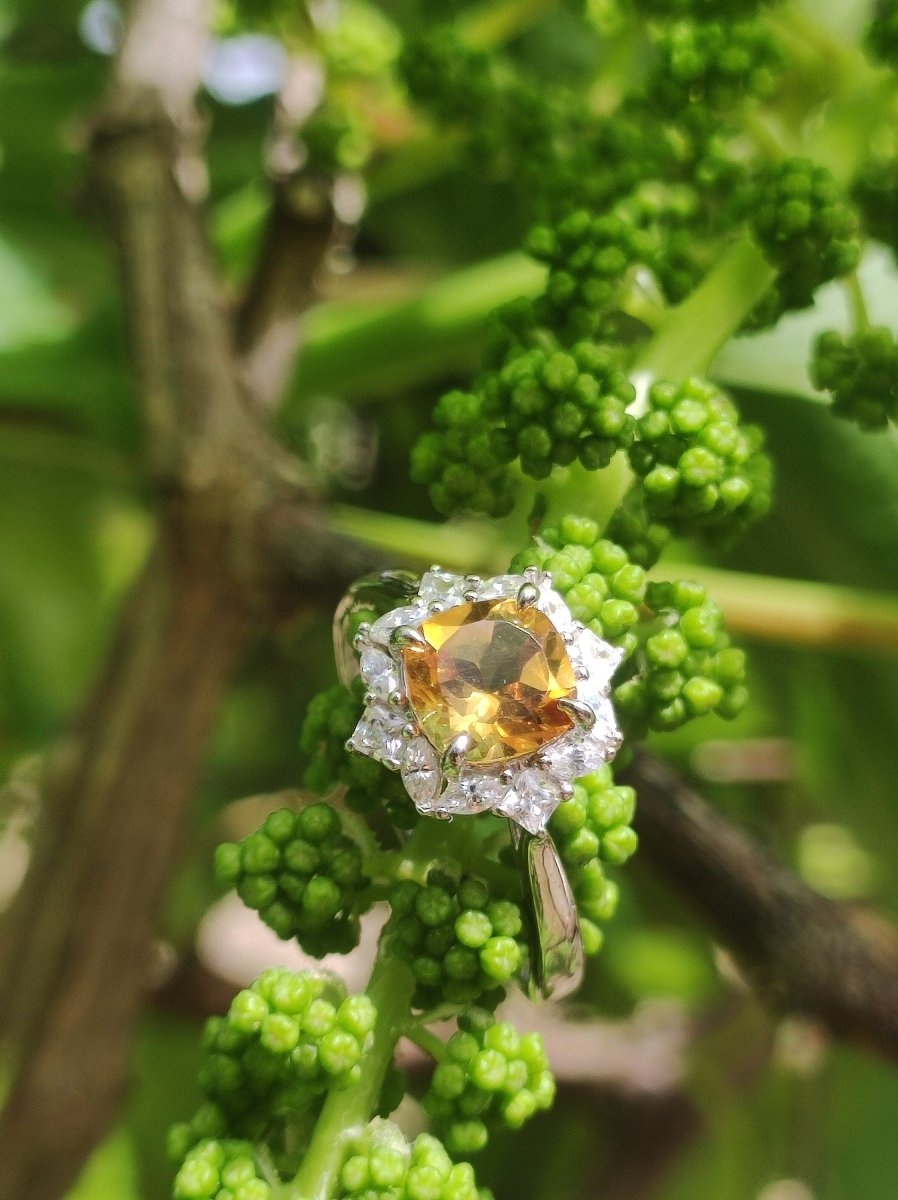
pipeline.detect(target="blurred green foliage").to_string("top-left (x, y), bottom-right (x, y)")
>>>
top-left (3, 0), bottom-right (898, 1197)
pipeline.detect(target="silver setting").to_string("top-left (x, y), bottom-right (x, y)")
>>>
top-left (516, 582), bottom-right (540, 609)
top-left (442, 731), bottom-right (475, 780)
top-left (343, 568), bottom-right (624, 836)
top-left (557, 696), bottom-right (598, 731)
top-left (336, 567), bottom-right (626, 1003)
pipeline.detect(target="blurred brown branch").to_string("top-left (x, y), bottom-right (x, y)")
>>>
top-left (0, 1), bottom-right (367, 1196)
top-left (624, 748), bottom-right (898, 1063)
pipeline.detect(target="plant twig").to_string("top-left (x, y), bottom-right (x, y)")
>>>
top-left (234, 51), bottom-right (342, 410)
top-left (624, 748), bottom-right (898, 1063)
top-left (0, 2), bottom-right (366, 1195)
top-left (330, 506), bottom-right (898, 656)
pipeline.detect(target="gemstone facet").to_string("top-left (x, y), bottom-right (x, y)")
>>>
top-left (402, 597), bottom-right (577, 765)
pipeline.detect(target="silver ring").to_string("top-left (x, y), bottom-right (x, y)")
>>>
top-left (333, 566), bottom-right (624, 1001)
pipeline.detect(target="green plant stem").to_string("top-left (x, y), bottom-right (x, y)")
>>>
top-left (328, 506), bottom-right (898, 654)
top-left (845, 268), bottom-right (870, 333)
top-left (289, 815), bottom-right (483, 1199)
top-left (292, 254), bottom-right (544, 402)
top-left (290, 229), bottom-right (771, 412)
top-left (330, 505), bottom-right (506, 572)
top-left (632, 231), bottom-right (777, 382)
top-left (289, 950), bottom-right (415, 1200)
top-left (402, 1023), bottom-right (448, 1061)
top-left (289, 259), bottom-right (665, 405)
top-left (648, 563), bottom-right (898, 655)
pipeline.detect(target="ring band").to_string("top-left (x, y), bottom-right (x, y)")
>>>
top-left (333, 567), bottom-right (624, 1001)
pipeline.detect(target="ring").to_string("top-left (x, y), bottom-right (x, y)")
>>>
top-left (333, 566), bottom-right (624, 1001)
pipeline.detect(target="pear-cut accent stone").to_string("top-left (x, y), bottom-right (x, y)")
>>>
top-left (402, 597), bottom-right (576, 766)
top-left (499, 769), bottom-right (563, 834)
top-left (349, 704), bottom-right (405, 766)
top-left (360, 646), bottom-right (399, 700)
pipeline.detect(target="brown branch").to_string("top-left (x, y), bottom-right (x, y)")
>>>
top-left (0, 2), bottom-right (352, 1195)
top-left (235, 169), bottom-right (338, 409)
top-left (234, 59), bottom-right (342, 410)
top-left (0, 530), bottom-right (246, 1200)
top-left (623, 748), bottom-right (898, 1063)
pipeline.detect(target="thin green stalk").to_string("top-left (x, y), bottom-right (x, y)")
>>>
top-left (289, 950), bottom-right (415, 1200)
top-left (845, 269), bottom-right (870, 333)
top-left (292, 254), bottom-right (545, 402)
top-left (633, 230), bottom-right (777, 383)
top-left (328, 506), bottom-right (898, 655)
top-left (648, 563), bottom-right (898, 655)
top-left (401, 1024), bottom-right (448, 1061)
top-left (329, 505), bottom-right (506, 573)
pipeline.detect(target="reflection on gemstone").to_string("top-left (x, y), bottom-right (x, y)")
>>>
top-left (402, 597), bottom-right (576, 765)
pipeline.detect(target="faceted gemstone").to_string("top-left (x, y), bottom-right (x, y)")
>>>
top-left (499, 768), bottom-right (563, 834)
top-left (360, 645), bottom-right (399, 700)
top-left (400, 738), bottom-right (440, 806)
top-left (402, 597), bottom-right (576, 765)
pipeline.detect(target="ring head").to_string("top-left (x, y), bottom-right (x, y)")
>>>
top-left (344, 569), bottom-right (624, 834)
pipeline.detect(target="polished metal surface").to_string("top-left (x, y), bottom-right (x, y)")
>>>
top-left (333, 569), bottom-right (419, 687)
top-left (335, 568), bottom-right (586, 1002)
top-left (509, 821), bottom-right (585, 1001)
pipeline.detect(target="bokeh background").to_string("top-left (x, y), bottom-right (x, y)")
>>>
top-left (3, 1), bottom-right (898, 1197)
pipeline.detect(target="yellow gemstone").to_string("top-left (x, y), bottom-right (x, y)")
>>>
top-left (402, 597), bottom-right (576, 765)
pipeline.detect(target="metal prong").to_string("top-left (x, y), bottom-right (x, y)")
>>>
top-left (574, 666), bottom-right (589, 682)
top-left (500, 768), bottom-right (514, 785)
top-left (560, 781), bottom-right (575, 800)
top-left (352, 622), bottom-right (371, 650)
top-left (428, 600), bottom-right (446, 614)
top-left (517, 583), bottom-right (539, 609)
top-left (558, 697), bottom-right (597, 730)
top-left (562, 632), bottom-right (575, 645)
top-left (464, 575), bottom-right (482, 589)
top-left (389, 689), bottom-right (408, 707)
top-left (442, 732), bottom-right (474, 779)
top-left (402, 722), bottom-right (418, 741)
top-left (363, 690), bottom-right (376, 705)
top-left (429, 563), bottom-right (443, 572)
top-left (389, 626), bottom-right (428, 655)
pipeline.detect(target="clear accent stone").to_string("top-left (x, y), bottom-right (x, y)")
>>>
top-left (359, 645), bottom-right (399, 700)
top-left (590, 695), bottom-right (623, 748)
top-left (574, 630), bottom-right (626, 695)
top-left (435, 779), bottom-right (488, 817)
top-left (498, 769), bottom-right (563, 834)
top-left (535, 582), bottom-right (575, 637)
top-left (541, 733), bottom-right (609, 780)
top-left (401, 738), bottom-right (440, 805)
top-left (418, 570), bottom-right (466, 606)
top-left (476, 574), bottom-right (523, 600)
top-left (349, 703), bottom-right (406, 766)
top-left (461, 769), bottom-right (510, 808)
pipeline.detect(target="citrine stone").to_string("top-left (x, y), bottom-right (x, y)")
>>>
top-left (402, 597), bottom-right (577, 765)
